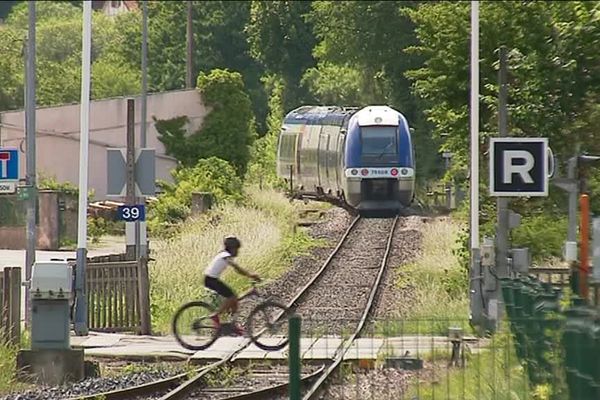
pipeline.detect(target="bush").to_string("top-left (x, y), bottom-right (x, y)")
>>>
top-left (156, 69), bottom-right (256, 176)
top-left (511, 214), bottom-right (567, 262)
top-left (87, 217), bottom-right (107, 244)
top-left (149, 157), bottom-right (243, 232)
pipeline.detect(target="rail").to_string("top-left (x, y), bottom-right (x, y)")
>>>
top-left (301, 216), bottom-right (399, 399)
top-left (70, 216), bottom-right (362, 400)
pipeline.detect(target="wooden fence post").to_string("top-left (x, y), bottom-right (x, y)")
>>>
top-left (1, 270), bottom-right (7, 342)
top-left (8, 267), bottom-right (21, 345)
top-left (137, 257), bottom-right (151, 335)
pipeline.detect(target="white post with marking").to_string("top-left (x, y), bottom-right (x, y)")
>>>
top-left (74, 0), bottom-right (92, 336)
top-left (470, 0), bottom-right (480, 251)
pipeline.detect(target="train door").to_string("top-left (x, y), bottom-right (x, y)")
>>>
top-left (318, 129), bottom-right (330, 192)
top-left (328, 127), bottom-right (340, 194)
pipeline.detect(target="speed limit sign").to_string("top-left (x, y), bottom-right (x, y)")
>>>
top-left (117, 205), bottom-right (146, 222)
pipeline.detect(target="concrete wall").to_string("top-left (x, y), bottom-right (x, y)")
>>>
top-left (0, 89), bottom-right (208, 199)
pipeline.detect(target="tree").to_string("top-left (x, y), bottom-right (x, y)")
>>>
top-left (246, 1), bottom-right (316, 109)
top-left (0, 2), bottom-right (140, 111)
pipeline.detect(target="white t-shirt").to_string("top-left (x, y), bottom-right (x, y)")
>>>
top-left (205, 251), bottom-right (232, 278)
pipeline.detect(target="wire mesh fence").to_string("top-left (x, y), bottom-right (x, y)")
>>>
top-left (289, 315), bottom-right (570, 400)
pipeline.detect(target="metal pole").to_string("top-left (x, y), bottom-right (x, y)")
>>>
top-left (469, 1), bottom-right (480, 251)
top-left (496, 47), bottom-right (510, 277)
top-left (74, 0), bottom-right (92, 336)
top-left (567, 157), bottom-right (578, 243)
top-left (24, 1), bottom-right (36, 329)
top-left (140, 0), bottom-right (148, 258)
top-left (468, 1), bottom-right (483, 329)
top-left (125, 99), bottom-right (136, 259)
top-left (288, 315), bottom-right (301, 400)
top-left (580, 194), bottom-right (590, 300)
top-left (186, 0), bottom-right (194, 88)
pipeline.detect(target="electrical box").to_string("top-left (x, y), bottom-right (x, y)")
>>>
top-left (30, 261), bottom-right (72, 350)
top-left (564, 241), bottom-right (578, 263)
top-left (481, 239), bottom-right (495, 267)
top-left (31, 261), bottom-right (72, 299)
top-left (511, 248), bottom-right (531, 274)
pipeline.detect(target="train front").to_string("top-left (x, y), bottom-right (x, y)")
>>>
top-left (343, 106), bottom-right (415, 213)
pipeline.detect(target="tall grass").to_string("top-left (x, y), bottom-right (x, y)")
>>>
top-left (397, 218), bottom-right (469, 330)
top-left (0, 340), bottom-right (18, 394)
top-left (411, 332), bottom-right (532, 400)
top-left (150, 188), bottom-right (321, 333)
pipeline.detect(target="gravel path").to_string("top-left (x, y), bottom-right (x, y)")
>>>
top-left (0, 367), bottom-right (184, 400)
top-left (292, 217), bottom-right (397, 335)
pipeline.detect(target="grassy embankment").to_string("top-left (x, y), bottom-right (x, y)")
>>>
top-left (397, 217), bottom-right (531, 399)
top-left (150, 187), bottom-right (327, 333)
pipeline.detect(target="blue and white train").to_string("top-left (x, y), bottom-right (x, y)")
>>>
top-left (276, 105), bottom-right (415, 213)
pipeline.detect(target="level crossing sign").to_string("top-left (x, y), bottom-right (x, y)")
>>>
top-left (0, 147), bottom-right (19, 181)
top-left (489, 138), bottom-right (549, 197)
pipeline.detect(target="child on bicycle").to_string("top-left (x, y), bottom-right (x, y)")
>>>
top-left (204, 236), bottom-right (260, 335)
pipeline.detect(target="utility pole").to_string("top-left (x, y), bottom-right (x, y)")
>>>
top-left (74, 0), bottom-right (92, 336)
top-left (140, 0), bottom-right (148, 258)
top-left (24, 0), bottom-right (36, 328)
top-left (186, 0), bottom-right (194, 88)
top-left (491, 46), bottom-right (510, 326)
top-left (125, 99), bottom-right (136, 259)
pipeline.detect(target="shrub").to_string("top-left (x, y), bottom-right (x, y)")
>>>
top-left (156, 69), bottom-right (256, 176)
top-left (149, 157), bottom-right (243, 232)
top-left (87, 217), bottom-right (107, 244)
top-left (511, 214), bottom-right (567, 262)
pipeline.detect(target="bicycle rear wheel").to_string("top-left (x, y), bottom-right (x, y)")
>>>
top-left (172, 301), bottom-right (219, 351)
top-left (246, 300), bottom-right (291, 351)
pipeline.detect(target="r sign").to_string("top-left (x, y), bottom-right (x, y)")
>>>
top-left (490, 138), bottom-right (548, 197)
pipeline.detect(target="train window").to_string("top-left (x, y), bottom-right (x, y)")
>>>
top-left (360, 126), bottom-right (398, 155)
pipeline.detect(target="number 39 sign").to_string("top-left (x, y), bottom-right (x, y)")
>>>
top-left (117, 205), bottom-right (146, 222)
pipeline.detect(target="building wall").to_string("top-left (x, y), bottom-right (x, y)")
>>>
top-left (0, 89), bottom-right (208, 200)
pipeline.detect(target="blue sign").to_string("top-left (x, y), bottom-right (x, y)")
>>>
top-left (117, 205), bottom-right (146, 222)
top-left (0, 148), bottom-right (19, 181)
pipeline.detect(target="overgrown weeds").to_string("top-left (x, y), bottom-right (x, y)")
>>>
top-left (149, 188), bottom-right (321, 333)
top-left (396, 218), bottom-right (468, 332)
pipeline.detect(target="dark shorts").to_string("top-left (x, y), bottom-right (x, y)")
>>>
top-left (204, 276), bottom-right (235, 298)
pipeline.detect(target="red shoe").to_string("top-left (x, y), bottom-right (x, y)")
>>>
top-left (210, 314), bottom-right (221, 328)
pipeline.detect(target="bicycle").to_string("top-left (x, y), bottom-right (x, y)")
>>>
top-left (172, 283), bottom-right (292, 351)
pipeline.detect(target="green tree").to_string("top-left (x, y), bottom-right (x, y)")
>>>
top-left (247, 75), bottom-right (285, 187)
top-left (148, 1), bottom-right (268, 131)
top-left (246, 1), bottom-right (316, 109)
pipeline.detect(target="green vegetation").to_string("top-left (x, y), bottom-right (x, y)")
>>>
top-left (410, 332), bottom-right (531, 400)
top-left (149, 187), bottom-right (322, 333)
top-left (148, 157), bottom-right (244, 233)
top-left (397, 218), bottom-right (468, 330)
top-left (0, 340), bottom-right (18, 394)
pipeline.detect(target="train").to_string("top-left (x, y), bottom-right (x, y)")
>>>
top-left (276, 105), bottom-right (415, 214)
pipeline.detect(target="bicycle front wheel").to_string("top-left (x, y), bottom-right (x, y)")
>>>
top-left (172, 301), bottom-right (219, 351)
top-left (246, 300), bottom-right (291, 351)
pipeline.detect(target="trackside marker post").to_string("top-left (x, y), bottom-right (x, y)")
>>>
top-left (289, 315), bottom-right (301, 400)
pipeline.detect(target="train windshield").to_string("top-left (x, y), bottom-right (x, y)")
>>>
top-left (360, 126), bottom-right (398, 155)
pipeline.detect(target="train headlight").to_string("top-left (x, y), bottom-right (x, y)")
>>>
top-left (401, 168), bottom-right (408, 176)
top-left (361, 169), bottom-right (369, 176)
top-left (351, 169), bottom-right (358, 176)
top-left (391, 168), bottom-right (399, 177)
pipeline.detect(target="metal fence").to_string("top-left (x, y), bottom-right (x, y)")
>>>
top-left (290, 316), bottom-right (537, 400)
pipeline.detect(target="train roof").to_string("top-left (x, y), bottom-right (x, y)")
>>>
top-left (283, 105), bottom-right (359, 126)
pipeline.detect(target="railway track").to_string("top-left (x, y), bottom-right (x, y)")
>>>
top-left (67, 215), bottom-right (402, 400)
